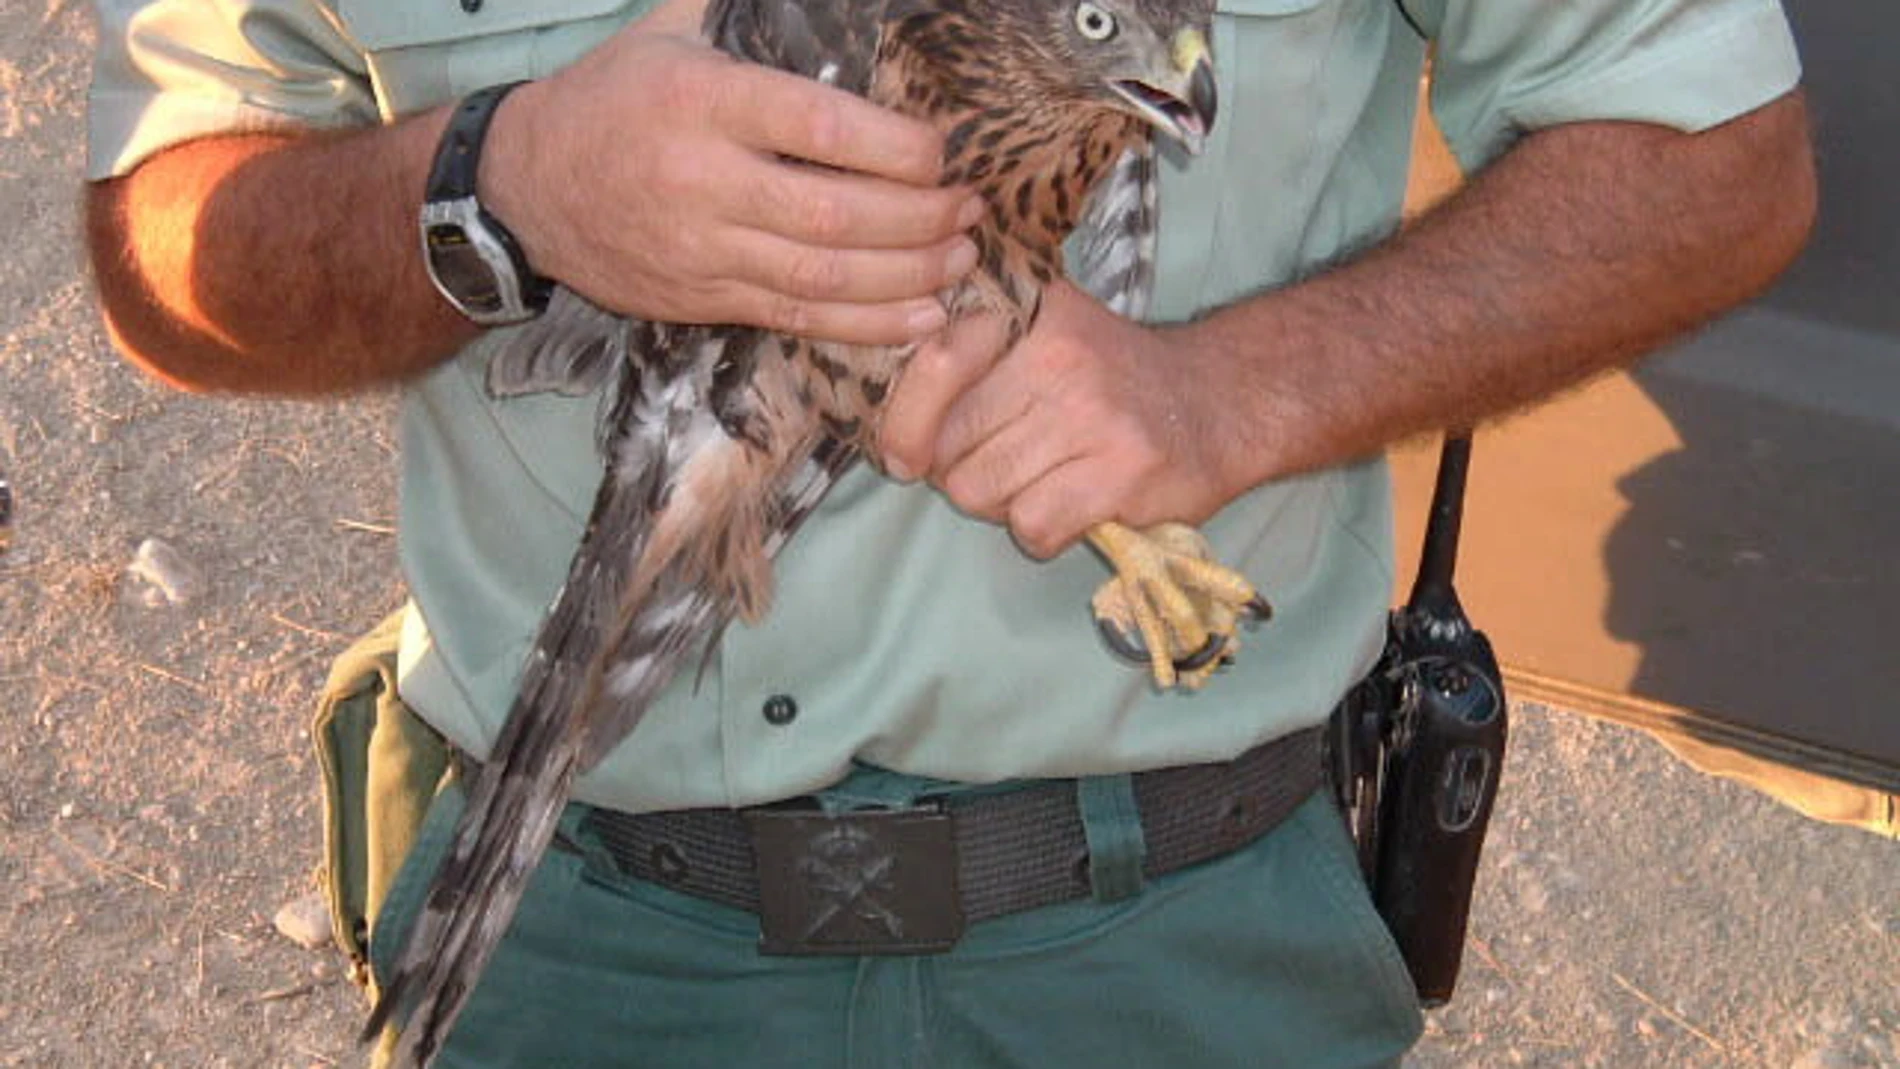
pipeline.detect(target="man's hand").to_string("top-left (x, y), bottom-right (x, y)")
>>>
top-left (879, 284), bottom-right (1243, 559)
top-left (486, 28), bottom-right (983, 346)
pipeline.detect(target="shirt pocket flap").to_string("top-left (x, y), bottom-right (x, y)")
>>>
top-left (1217, 0), bottom-right (1329, 16)
top-left (335, 0), bottom-right (633, 52)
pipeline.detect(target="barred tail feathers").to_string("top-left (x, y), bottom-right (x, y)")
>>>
top-left (364, 359), bottom-right (685, 1064)
top-left (363, 409), bottom-right (662, 1064)
top-left (365, 674), bottom-right (589, 1068)
top-left (367, 331), bottom-right (862, 1063)
top-left (367, 437), bottom-right (843, 1066)
top-left (362, 446), bottom-right (751, 1064)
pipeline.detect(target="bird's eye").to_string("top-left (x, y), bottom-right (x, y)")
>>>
top-left (1074, 2), bottom-right (1118, 41)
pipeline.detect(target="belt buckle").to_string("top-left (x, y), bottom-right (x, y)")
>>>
top-left (745, 806), bottom-right (964, 956)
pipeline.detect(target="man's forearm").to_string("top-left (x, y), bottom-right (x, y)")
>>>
top-left (1185, 91), bottom-right (1817, 491)
top-left (88, 110), bottom-right (476, 396)
top-left (87, 15), bottom-right (984, 397)
top-left (859, 92), bottom-right (1817, 558)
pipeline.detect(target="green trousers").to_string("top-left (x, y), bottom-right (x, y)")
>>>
top-left (320, 617), bottom-right (1421, 1068)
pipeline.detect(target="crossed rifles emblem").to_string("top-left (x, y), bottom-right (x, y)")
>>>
top-left (794, 822), bottom-right (907, 941)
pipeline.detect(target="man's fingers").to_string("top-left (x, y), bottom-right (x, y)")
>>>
top-left (731, 284), bottom-right (948, 347)
top-left (714, 65), bottom-right (946, 186)
top-left (938, 416), bottom-right (1082, 520)
top-left (929, 354), bottom-right (1037, 476)
top-left (728, 160), bottom-right (982, 250)
top-left (877, 312), bottom-right (1013, 479)
top-left (728, 229), bottom-right (978, 304)
top-left (1006, 460), bottom-right (1119, 560)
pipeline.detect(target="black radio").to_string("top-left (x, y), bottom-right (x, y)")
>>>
top-left (1331, 435), bottom-right (1508, 1008)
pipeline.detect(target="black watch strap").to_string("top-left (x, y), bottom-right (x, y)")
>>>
top-left (426, 81), bottom-right (525, 203)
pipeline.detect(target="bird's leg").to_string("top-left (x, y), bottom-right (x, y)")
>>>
top-left (1086, 521), bottom-right (1271, 690)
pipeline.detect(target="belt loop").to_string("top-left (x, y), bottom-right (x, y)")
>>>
top-left (1075, 774), bottom-right (1146, 904)
top-left (564, 804), bottom-right (622, 877)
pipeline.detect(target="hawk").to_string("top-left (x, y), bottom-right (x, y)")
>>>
top-left (367, 0), bottom-right (1263, 1061)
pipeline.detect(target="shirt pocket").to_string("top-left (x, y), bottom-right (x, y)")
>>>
top-left (1151, 0), bottom-right (1348, 318)
top-left (331, 0), bottom-right (660, 117)
top-left (1209, 0), bottom-right (1339, 151)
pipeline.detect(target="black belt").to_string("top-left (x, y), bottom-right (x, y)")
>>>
top-left (572, 726), bottom-right (1323, 955)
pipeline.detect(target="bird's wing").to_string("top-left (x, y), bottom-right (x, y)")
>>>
top-left (372, 317), bottom-right (865, 1066)
top-left (364, 327), bottom-right (687, 1067)
top-left (1067, 141), bottom-right (1160, 321)
top-left (367, 4), bottom-right (897, 1064)
top-left (707, 0), bottom-right (889, 90)
top-left (485, 287), bottom-right (625, 400)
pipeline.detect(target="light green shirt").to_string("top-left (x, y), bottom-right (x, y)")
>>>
top-left (89, 0), bottom-right (1801, 813)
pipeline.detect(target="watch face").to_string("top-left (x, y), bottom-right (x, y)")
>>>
top-left (425, 222), bottom-right (504, 316)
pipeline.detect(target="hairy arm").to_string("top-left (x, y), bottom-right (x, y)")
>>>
top-left (87, 117), bottom-right (471, 395)
top-left (883, 91), bottom-right (1817, 557)
top-left (1187, 91), bottom-right (1817, 486)
top-left (86, 9), bottom-right (979, 396)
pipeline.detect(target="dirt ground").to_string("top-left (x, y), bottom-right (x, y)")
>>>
top-left (2, 5), bottom-right (1895, 1068)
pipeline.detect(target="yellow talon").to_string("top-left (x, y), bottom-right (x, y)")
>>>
top-left (1086, 521), bottom-right (1271, 691)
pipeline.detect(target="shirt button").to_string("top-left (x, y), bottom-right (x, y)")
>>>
top-left (762, 694), bottom-right (798, 726)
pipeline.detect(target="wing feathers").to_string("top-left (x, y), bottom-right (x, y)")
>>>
top-left (485, 287), bottom-right (626, 400)
top-left (370, 315), bottom-right (865, 1064)
top-left (365, 345), bottom-right (665, 1061)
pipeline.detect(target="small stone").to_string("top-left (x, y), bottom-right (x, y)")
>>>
top-left (58, 802), bottom-right (75, 819)
top-left (272, 891), bottom-right (333, 951)
top-left (1790, 1049), bottom-right (1859, 1069)
top-left (127, 537), bottom-right (205, 605)
top-left (1516, 878), bottom-right (1549, 915)
top-left (0, 473), bottom-right (12, 555)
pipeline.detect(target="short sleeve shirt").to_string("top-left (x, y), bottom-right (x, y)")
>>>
top-left (88, 0), bottom-right (1802, 813)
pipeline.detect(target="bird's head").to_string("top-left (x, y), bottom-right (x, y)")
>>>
top-left (1054, 0), bottom-right (1219, 154)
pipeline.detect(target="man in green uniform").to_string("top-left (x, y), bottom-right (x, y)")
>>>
top-left (84, 0), bottom-right (1814, 1063)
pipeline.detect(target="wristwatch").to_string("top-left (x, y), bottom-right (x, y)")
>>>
top-left (419, 81), bottom-right (552, 325)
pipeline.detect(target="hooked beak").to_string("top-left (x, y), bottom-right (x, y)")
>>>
top-left (1109, 28), bottom-right (1218, 155)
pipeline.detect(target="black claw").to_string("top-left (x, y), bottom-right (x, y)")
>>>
top-left (1173, 634), bottom-right (1226, 673)
top-left (1096, 617), bottom-right (1229, 676)
top-left (1096, 616), bottom-right (1152, 666)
